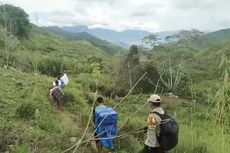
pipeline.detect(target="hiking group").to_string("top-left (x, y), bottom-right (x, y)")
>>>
top-left (49, 74), bottom-right (179, 153)
top-left (91, 95), bottom-right (178, 153)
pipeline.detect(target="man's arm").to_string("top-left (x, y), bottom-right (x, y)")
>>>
top-left (49, 88), bottom-right (54, 101)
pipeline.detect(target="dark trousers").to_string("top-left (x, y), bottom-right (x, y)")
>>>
top-left (139, 145), bottom-right (165, 153)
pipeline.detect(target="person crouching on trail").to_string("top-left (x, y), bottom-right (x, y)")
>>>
top-left (93, 97), bottom-right (118, 153)
top-left (49, 80), bottom-right (64, 106)
top-left (139, 94), bottom-right (165, 153)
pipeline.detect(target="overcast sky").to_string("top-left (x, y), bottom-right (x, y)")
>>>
top-left (2, 0), bottom-right (230, 32)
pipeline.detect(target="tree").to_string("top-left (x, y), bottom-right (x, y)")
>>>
top-left (143, 33), bottom-right (161, 48)
top-left (115, 45), bottom-right (141, 93)
top-left (116, 45), bottom-right (162, 94)
top-left (158, 56), bottom-right (187, 94)
top-left (0, 25), bottom-right (20, 68)
top-left (0, 4), bottom-right (30, 38)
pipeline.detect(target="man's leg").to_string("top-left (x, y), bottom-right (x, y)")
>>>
top-left (148, 147), bottom-right (165, 153)
top-left (139, 145), bottom-right (150, 153)
top-left (95, 140), bottom-right (102, 153)
top-left (155, 147), bottom-right (165, 153)
top-left (95, 137), bottom-right (102, 153)
top-left (94, 133), bottom-right (102, 153)
top-left (107, 148), bottom-right (113, 153)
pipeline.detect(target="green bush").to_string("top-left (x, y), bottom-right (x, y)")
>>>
top-left (116, 135), bottom-right (142, 153)
top-left (0, 4), bottom-right (31, 38)
top-left (10, 144), bottom-right (30, 153)
top-left (38, 58), bottom-right (65, 76)
top-left (16, 102), bottom-right (36, 120)
top-left (62, 92), bottom-right (76, 105)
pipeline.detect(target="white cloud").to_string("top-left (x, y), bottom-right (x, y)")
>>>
top-left (1, 0), bottom-right (230, 32)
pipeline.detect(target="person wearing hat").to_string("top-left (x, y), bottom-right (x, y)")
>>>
top-left (139, 94), bottom-right (165, 153)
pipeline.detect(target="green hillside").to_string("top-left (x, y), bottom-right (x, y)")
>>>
top-left (0, 25), bottom-right (113, 76)
top-left (44, 26), bottom-right (126, 55)
top-left (0, 67), bottom-right (229, 153)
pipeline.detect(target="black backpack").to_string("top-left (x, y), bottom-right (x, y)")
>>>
top-left (153, 111), bottom-right (179, 151)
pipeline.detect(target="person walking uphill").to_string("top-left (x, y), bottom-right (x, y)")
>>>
top-left (139, 94), bottom-right (179, 153)
top-left (93, 97), bottom-right (118, 153)
top-left (49, 80), bottom-right (64, 106)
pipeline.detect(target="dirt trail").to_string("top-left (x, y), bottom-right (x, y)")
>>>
top-left (54, 109), bottom-right (78, 129)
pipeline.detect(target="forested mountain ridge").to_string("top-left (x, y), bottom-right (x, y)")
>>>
top-left (44, 26), bottom-right (126, 55)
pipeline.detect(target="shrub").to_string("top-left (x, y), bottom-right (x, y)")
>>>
top-left (16, 102), bottom-right (36, 120)
top-left (37, 58), bottom-right (65, 77)
top-left (62, 92), bottom-right (76, 105)
top-left (116, 135), bottom-right (142, 153)
top-left (10, 144), bottom-right (30, 153)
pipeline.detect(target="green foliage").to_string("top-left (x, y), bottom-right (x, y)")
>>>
top-left (0, 69), bottom-right (92, 152)
top-left (37, 58), bottom-right (64, 76)
top-left (16, 102), bottom-right (37, 120)
top-left (116, 47), bottom-right (137, 92)
top-left (173, 143), bottom-right (208, 153)
top-left (0, 4), bottom-right (30, 37)
top-left (116, 135), bottom-right (142, 153)
top-left (11, 144), bottom-right (30, 153)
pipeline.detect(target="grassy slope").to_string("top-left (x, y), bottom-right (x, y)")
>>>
top-left (0, 68), bottom-right (95, 153)
top-left (0, 68), bottom-right (229, 153)
top-left (24, 26), bottom-right (107, 59)
top-left (0, 25), bottom-right (112, 76)
top-left (0, 25), bottom-right (109, 152)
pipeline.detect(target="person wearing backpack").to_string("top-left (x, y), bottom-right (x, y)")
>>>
top-left (139, 94), bottom-right (179, 153)
top-left (49, 80), bottom-right (64, 106)
top-left (93, 97), bottom-right (118, 153)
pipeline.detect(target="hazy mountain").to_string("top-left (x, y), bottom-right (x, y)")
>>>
top-left (62, 25), bottom-right (178, 48)
top-left (58, 25), bottom-right (230, 50)
top-left (61, 25), bottom-right (152, 48)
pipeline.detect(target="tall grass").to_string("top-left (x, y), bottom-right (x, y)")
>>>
top-left (171, 55), bottom-right (230, 153)
top-left (211, 55), bottom-right (230, 152)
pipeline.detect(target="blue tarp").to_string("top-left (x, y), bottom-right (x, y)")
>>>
top-left (95, 105), bottom-right (118, 149)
